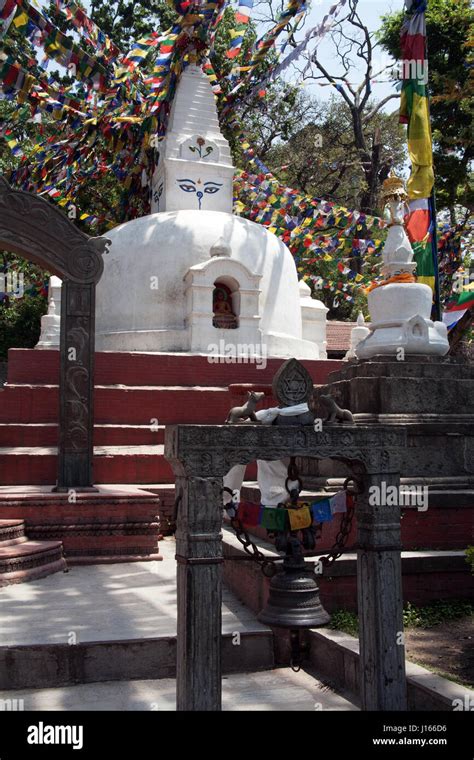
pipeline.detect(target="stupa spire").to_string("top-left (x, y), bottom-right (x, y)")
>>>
top-left (151, 64), bottom-right (234, 214)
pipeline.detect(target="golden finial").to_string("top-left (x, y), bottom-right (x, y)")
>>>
top-left (381, 171), bottom-right (408, 202)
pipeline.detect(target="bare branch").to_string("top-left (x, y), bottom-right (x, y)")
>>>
top-left (363, 94), bottom-right (400, 122)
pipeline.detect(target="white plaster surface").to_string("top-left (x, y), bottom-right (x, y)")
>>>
top-left (151, 65), bottom-right (234, 214)
top-left (95, 210), bottom-right (319, 358)
top-left (356, 283), bottom-right (449, 358)
top-left (96, 62), bottom-right (320, 359)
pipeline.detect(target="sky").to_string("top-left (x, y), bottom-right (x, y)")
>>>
top-left (279, 0), bottom-right (406, 110)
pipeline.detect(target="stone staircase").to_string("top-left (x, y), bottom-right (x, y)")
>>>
top-left (0, 348), bottom-right (338, 560)
top-left (0, 518), bottom-right (66, 586)
top-left (0, 348), bottom-right (340, 487)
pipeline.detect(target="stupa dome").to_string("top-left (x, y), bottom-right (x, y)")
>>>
top-left (95, 65), bottom-right (321, 359)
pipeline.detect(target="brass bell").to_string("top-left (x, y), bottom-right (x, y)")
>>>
top-left (258, 551), bottom-right (330, 629)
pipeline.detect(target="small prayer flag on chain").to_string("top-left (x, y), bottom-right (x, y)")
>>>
top-left (311, 499), bottom-right (332, 523)
top-left (330, 491), bottom-right (347, 514)
top-left (237, 501), bottom-right (261, 526)
top-left (288, 506), bottom-right (312, 531)
top-left (261, 506), bottom-right (287, 531)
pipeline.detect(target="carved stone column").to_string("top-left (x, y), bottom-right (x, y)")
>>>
top-left (356, 470), bottom-right (407, 710)
top-left (175, 474), bottom-right (223, 711)
top-left (57, 281), bottom-right (97, 490)
top-left (0, 178), bottom-right (109, 490)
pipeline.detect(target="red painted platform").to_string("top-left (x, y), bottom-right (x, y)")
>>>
top-left (0, 518), bottom-right (66, 586)
top-left (0, 486), bottom-right (162, 564)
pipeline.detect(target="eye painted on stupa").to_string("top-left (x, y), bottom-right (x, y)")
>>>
top-left (177, 179), bottom-right (197, 193)
top-left (203, 182), bottom-right (223, 195)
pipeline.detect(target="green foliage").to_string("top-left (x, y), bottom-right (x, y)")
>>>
top-left (329, 609), bottom-right (359, 637)
top-left (81, 0), bottom-right (177, 50)
top-left (403, 600), bottom-right (474, 629)
top-left (266, 98), bottom-right (406, 212)
top-left (378, 0), bottom-right (474, 217)
top-left (330, 599), bottom-right (473, 637)
top-left (466, 546), bottom-right (474, 574)
top-left (0, 294), bottom-right (48, 361)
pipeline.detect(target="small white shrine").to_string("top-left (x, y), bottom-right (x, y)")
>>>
top-left (356, 174), bottom-right (449, 359)
top-left (91, 65), bottom-right (326, 359)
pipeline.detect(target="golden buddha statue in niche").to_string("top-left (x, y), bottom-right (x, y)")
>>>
top-left (212, 283), bottom-right (238, 328)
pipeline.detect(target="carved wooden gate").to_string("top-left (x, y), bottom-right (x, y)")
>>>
top-left (165, 422), bottom-right (408, 712)
top-left (0, 177), bottom-right (110, 488)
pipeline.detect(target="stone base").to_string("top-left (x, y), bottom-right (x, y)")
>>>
top-left (322, 354), bottom-right (474, 416)
top-left (356, 316), bottom-right (449, 358)
top-left (0, 488), bottom-right (162, 563)
top-left (356, 283), bottom-right (449, 358)
top-left (309, 355), bottom-right (474, 483)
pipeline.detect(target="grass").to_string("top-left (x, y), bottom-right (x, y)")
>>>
top-left (330, 599), bottom-right (474, 637)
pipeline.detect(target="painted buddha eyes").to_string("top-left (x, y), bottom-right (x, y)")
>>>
top-left (176, 179), bottom-right (223, 209)
top-left (178, 181), bottom-right (197, 193)
top-left (204, 184), bottom-right (221, 195)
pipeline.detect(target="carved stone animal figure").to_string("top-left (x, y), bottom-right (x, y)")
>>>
top-left (320, 394), bottom-right (354, 424)
top-left (225, 391), bottom-right (265, 424)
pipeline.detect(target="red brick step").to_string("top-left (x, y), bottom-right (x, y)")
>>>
top-left (0, 385), bottom-right (232, 424)
top-left (0, 538), bottom-right (66, 587)
top-left (6, 348), bottom-right (341, 387)
top-left (0, 423), bottom-right (165, 447)
top-left (0, 445), bottom-right (174, 485)
top-left (0, 518), bottom-right (27, 545)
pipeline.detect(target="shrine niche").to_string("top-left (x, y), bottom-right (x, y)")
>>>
top-left (0, 176), bottom-right (110, 489)
top-left (212, 280), bottom-right (238, 329)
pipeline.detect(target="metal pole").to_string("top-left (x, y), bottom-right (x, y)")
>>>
top-left (429, 190), bottom-right (441, 321)
top-left (425, 11), bottom-right (441, 322)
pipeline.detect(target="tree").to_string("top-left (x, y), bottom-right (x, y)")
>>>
top-left (377, 0), bottom-right (474, 222)
top-left (87, 0), bottom-right (177, 49)
top-left (248, 0), bottom-right (402, 216)
top-left (265, 97), bottom-right (405, 209)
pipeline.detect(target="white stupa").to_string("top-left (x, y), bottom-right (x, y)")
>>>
top-left (94, 64), bottom-right (324, 358)
top-left (356, 174), bottom-right (448, 359)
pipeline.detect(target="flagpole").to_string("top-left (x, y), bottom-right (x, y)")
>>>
top-left (429, 190), bottom-right (441, 322)
top-left (425, 6), bottom-right (441, 322)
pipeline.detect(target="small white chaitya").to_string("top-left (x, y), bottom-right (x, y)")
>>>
top-left (35, 276), bottom-right (62, 350)
top-left (356, 174), bottom-right (449, 359)
top-left (94, 64), bottom-right (325, 359)
top-left (344, 313), bottom-right (370, 360)
top-left (298, 280), bottom-right (329, 359)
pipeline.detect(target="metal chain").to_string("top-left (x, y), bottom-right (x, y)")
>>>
top-left (318, 505), bottom-right (355, 567)
top-left (229, 514), bottom-right (279, 577)
top-left (318, 476), bottom-right (362, 567)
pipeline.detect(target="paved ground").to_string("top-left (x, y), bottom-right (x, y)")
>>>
top-left (0, 536), bottom-right (360, 710)
top-left (2, 669), bottom-right (358, 711)
top-left (0, 538), bottom-right (268, 646)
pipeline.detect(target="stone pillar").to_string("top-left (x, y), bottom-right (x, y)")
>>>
top-left (175, 474), bottom-right (223, 711)
top-left (356, 471), bottom-right (407, 710)
top-left (56, 280), bottom-right (97, 490)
